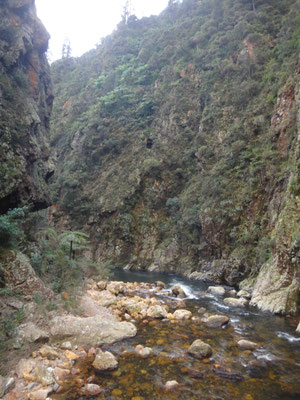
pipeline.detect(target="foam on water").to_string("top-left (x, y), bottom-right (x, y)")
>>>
top-left (170, 279), bottom-right (199, 299)
top-left (277, 331), bottom-right (300, 343)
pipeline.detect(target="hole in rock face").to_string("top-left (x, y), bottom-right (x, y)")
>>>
top-left (146, 138), bottom-right (153, 149)
top-left (45, 170), bottom-right (54, 182)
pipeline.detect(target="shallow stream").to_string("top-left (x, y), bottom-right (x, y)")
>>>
top-left (51, 271), bottom-right (300, 400)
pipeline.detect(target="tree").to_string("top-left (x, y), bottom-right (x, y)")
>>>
top-left (62, 38), bottom-right (72, 59)
top-left (121, 0), bottom-right (133, 24)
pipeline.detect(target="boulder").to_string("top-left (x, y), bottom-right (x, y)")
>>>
top-left (87, 290), bottom-right (117, 307)
top-left (29, 388), bottom-right (52, 400)
top-left (92, 350), bottom-right (118, 371)
top-left (146, 305), bottom-right (168, 319)
top-left (171, 284), bottom-right (186, 298)
top-left (237, 339), bottom-right (258, 350)
top-left (35, 363), bottom-right (55, 385)
top-left (223, 297), bottom-right (248, 307)
top-left (188, 339), bottom-right (212, 358)
top-left (61, 341), bottom-right (72, 350)
top-left (205, 314), bottom-right (229, 328)
top-left (0, 376), bottom-right (5, 398)
top-left (155, 281), bottom-right (166, 288)
top-left (50, 315), bottom-right (136, 346)
top-left (296, 322), bottom-right (300, 333)
top-left (173, 309), bottom-right (192, 320)
top-left (237, 289), bottom-right (251, 299)
top-left (207, 286), bottom-right (226, 296)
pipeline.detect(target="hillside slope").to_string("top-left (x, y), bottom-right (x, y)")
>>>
top-left (0, 0), bottom-right (54, 213)
top-left (50, 0), bottom-right (300, 314)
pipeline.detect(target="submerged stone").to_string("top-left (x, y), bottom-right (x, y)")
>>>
top-left (205, 314), bottom-right (229, 328)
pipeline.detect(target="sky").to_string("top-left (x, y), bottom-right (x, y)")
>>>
top-left (35, 0), bottom-right (169, 62)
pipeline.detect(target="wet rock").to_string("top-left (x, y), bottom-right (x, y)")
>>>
top-left (107, 281), bottom-right (126, 295)
top-left (135, 345), bottom-right (153, 357)
top-left (92, 350), bottom-right (118, 371)
top-left (50, 315), bottom-right (136, 346)
top-left (96, 280), bottom-right (107, 290)
top-left (208, 286), bottom-right (225, 296)
top-left (164, 380), bottom-right (179, 390)
top-left (17, 323), bottom-right (49, 344)
top-left (188, 339), bottom-right (212, 358)
top-left (237, 339), bottom-right (258, 350)
top-left (186, 369), bottom-right (204, 379)
top-left (80, 384), bottom-right (103, 396)
top-left (146, 305), bottom-right (168, 319)
top-left (247, 359), bottom-right (267, 378)
top-left (123, 300), bottom-right (144, 316)
top-left (155, 281), bottom-right (166, 288)
top-left (205, 314), bottom-right (229, 328)
top-left (173, 309), bottom-right (192, 320)
top-left (171, 284), bottom-right (186, 298)
top-left (39, 346), bottom-right (59, 360)
top-left (87, 289), bottom-right (117, 306)
top-left (223, 297), bottom-right (248, 307)
top-left (212, 366), bottom-right (244, 381)
top-left (296, 322), bottom-right (300, 333)
top-left (4, 377), bottom-right (15, 395)
top-left (237, 289), bottom-right (251, 299)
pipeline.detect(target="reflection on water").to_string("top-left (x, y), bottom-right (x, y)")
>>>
top-left (51, 270), bottom-right (300, 400)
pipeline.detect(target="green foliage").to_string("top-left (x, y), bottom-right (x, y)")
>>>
top-left (0, 207), bottom-right (28, 249)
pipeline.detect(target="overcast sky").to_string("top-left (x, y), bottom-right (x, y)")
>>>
top-left (35, 0), bottom-right (169, 62)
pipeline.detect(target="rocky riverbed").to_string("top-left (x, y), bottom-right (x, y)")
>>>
top-left (1, 273), bottom-right (300, 400)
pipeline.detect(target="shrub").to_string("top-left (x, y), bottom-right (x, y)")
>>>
top-left (0, 207), bottom-right (28, 249)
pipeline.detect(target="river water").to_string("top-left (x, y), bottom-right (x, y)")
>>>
top-left (51, 270), bottom-right (300, 400)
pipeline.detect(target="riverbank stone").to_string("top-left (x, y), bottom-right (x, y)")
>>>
top-left (146, 305), bottom-right (168, 319)
top-left (296, 322), bottom-right (300, 333)
top-left (188, 339), bottom-right (212, 358)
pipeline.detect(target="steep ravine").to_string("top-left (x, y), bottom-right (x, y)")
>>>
top-left (50, 0), bottom-right (300, 315)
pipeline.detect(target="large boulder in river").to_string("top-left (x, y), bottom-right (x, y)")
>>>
top-left (171, 284), bottom-right (186, 298)
top-left (188, 339), bottom-right (212, 358)
top-left (50, 315), bottom-right (136, 346)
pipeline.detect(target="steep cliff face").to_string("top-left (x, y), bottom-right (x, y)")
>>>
top-left (50, 0), bottom-right (300, 314)
top-left (0, 0), bottom-right (54, 213)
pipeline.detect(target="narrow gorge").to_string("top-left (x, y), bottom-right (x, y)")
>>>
top-left (0, 0), bottom-right (299, 399)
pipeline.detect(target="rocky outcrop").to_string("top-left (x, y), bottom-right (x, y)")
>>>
top-left (1, 251), bottom-right (53, 299)
top-left (0, 0), bottom-right (53, 213)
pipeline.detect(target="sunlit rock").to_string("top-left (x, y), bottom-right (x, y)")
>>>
top-left (92, 350), bottom-right (118, 371)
